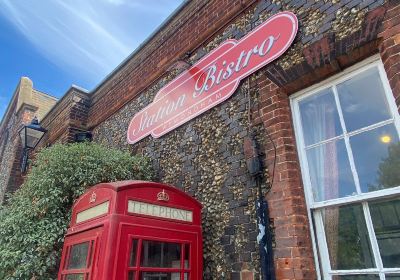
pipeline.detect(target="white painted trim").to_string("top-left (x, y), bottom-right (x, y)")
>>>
top-left (330, 268), bottom-right (400, 274)
top-left (330, 269), bottom-right (380, 274)
top-left (290, 97), bottom-right (323, 280)
top-left (332, 84), bottom-right (363, 196)
top-left (378, 62), bottom-right (400, 139)
top-left (312, 186), bottom-right (400, 209)
top-left (363, 202), bottom-right (385, 280)
top-left (314, 210), bottom-right (332, 280)
top-left (304, 119), bottom-right (394, 150)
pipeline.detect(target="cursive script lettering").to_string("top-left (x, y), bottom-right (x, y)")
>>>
top-left (127, 12), bottom-right (298, 144)
top-left (137, 94), bottom-right (186, 134)
top-left (194, 35), bottom-right (280, 96)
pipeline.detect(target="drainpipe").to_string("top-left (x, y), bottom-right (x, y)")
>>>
top-left (244, 131), bottom-right (275, 280)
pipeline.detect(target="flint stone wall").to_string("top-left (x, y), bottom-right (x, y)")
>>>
top-left (90, 0), bottom-right (391, 279)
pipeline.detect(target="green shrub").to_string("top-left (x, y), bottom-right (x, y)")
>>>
top-left (0, 142), bottom-right (153, 279)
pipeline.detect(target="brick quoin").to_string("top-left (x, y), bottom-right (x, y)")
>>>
top-left (39, 88), bottom-right (90, 147)
top-left (379, 1), bottom-right (400, 112)
top-left (3, 107), bottom-right (36, 195)
top-left (256, 75), bottom-right (316, 280)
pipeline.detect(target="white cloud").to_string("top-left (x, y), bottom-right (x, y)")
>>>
top-left (0, 0), bottom-right (183, 86)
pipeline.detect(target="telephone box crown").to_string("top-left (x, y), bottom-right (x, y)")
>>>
top-left (157, 189), bottom-right (169, 201)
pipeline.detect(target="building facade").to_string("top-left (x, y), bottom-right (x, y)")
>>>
top-left (1, 0), bottom-right (400, 279)
top-left (0, 77), bottom-right (57, 202)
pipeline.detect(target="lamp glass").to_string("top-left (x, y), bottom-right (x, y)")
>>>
top-left (25, 127), bottom-right (45, 149)
top-left (19, 128), bottom-right (26, 148)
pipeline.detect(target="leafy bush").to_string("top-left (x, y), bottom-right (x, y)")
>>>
top-left (0, 142), bottom-right (153, 279)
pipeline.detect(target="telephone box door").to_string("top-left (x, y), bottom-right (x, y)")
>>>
top-left (58, 226), bottom-right (103, 280)
top-left (116, 225), bottom-right (202, 280)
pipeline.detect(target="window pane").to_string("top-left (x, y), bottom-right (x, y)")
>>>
top-left (370, 198), bottom-right (400, 267)
top-left (67, 242), bottom-right (89, 269)
top-left (321, 204), bottom-right (375, 270)
top-left (299, 88), bottom-right (342, 146)
top-left (140, 272), bottom-right (178, 280)
top-left (140, 240), bottom-right (181, 268)
top-left (332, 275), bottom-right (380, 280)
top-left (386, 275), bottom-right (400, 280)
top-left (307, 139), bottom-right (357, 202)
top-left (65, 274), bottom-right (85, 280)
top-left (129, 239), bottom-right (138, 267)
top-left (337, 67), bottom-right (391, 132)
top-left (350, 124), bottom-right (400, 193)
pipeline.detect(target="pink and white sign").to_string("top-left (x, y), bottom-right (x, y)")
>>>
top-left (127, 12), bottom-right (298, 144)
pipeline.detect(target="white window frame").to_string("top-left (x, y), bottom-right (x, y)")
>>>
top-left (290, 55), bottom-right (400, 280)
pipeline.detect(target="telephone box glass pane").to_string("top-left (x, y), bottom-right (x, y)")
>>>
top-left (129, 239), bottom-right (139, 267)
top-left (88, 240), bottom-right (94, 267)
top-left (140, 272), bottom-right (179, 280)
top-left (128, 271), bottom-right (137, 280)
top-left (65, 274), bottom-right (85, 280)
top-left (67, 242), bottom-right (90, 269)
top-left (184, 244), bottom-right (190, 269)
top-left (140, 240), bottom-right (181, 268)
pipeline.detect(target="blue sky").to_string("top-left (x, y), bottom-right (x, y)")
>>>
top-left (0, 0), bottom-right (183, 121)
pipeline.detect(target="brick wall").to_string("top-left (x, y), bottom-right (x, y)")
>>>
top-left (0, 84), bottom-right (90, 202)
top-left (38, 87), bottom-right (90, 147)
top-left (0, 78), bottom-right (58, 202)
top-left (82, 0), bottom-right (400, 279)
top-left (0, 0), bottom-right (395, 279)
top-left (0, 104), bottom-right (36, 202)
top-left (0, 98), bottom-right (19, 203)
top-left (250, 77), bottom-right (315, 280)
top-left (6, 106), bottom-right (37, 193)
top-left (87, 0), bottom-right (257, 129)
top-left (379, 0), bottom-right (400, 112)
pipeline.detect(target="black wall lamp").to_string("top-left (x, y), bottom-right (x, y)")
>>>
top-left (19, 117), bottom-right (47, 173)
top-left (74, 131), bottom-right (92, 143)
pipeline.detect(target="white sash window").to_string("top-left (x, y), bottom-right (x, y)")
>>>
top-left (291, 56), bottom-right (400, 280)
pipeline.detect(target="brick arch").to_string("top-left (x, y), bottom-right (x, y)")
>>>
top-left (264, 6), bottom-right (387, 96)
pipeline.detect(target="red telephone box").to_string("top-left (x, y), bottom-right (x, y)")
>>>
top-left (58, 180), bottom-right (203, 280)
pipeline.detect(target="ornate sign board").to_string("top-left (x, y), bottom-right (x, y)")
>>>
top-left (127, 12), bottom-right (298, 144)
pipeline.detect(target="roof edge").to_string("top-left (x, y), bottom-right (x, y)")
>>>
top-left (0, 79), bottom-right (24, 133)
top-left (33, 89), bottom-right (60, 101)
top-left (40, 85), bottom-right (89, 125)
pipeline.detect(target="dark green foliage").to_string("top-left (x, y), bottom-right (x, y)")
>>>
top-left (0, 142), bottom-right (153, 279)
top-left (378, 142), bottom-right (400, 189)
